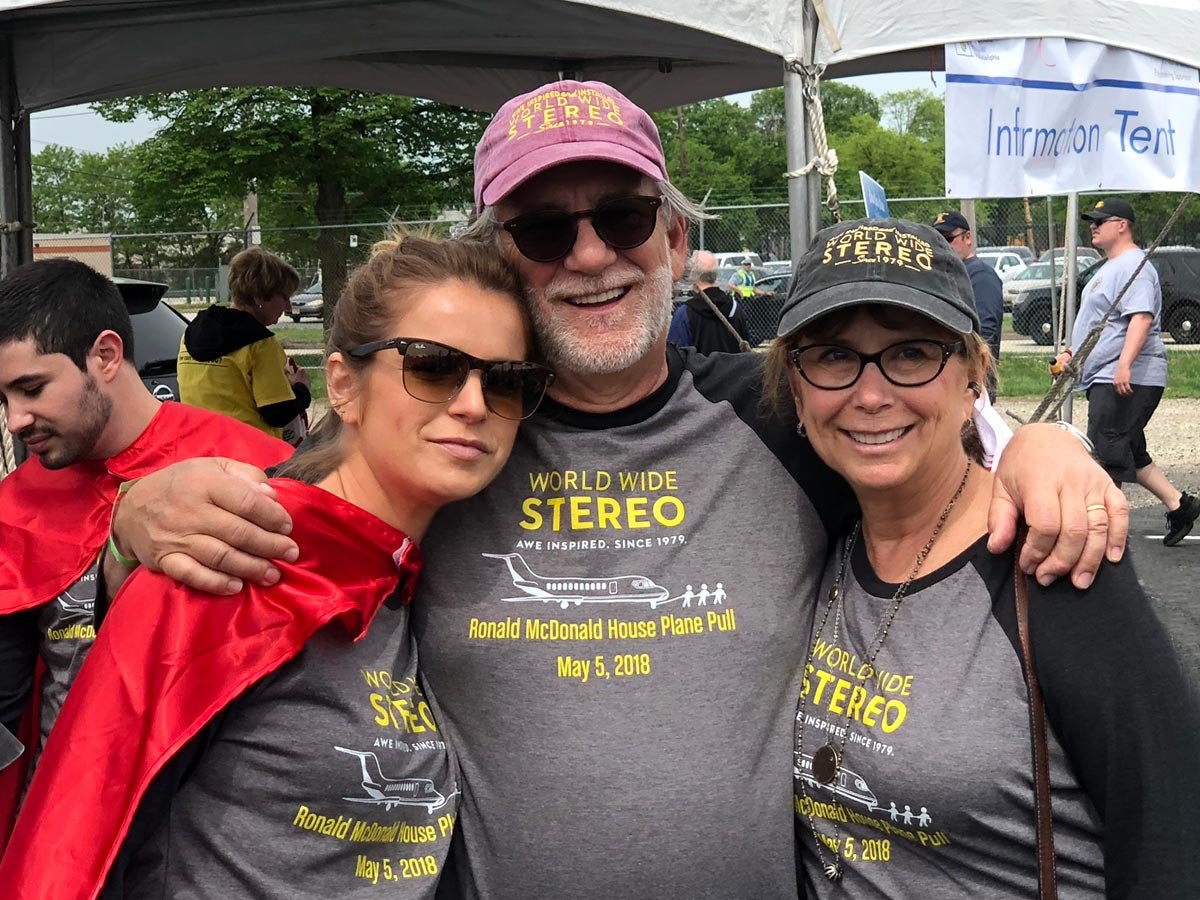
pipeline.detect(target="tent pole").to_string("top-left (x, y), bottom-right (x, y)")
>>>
top-left (0, 39), bottom-right (19, 278)
top-left (784, 64), bottom-right (812, 260)
top-left (16, 107), bottom-right (32, 265)
top-left (785, 0), bottom-right (818, 260)
top-left (1062, 192), bottom-right (1079, 422)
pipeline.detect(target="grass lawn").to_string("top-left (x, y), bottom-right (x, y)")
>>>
top-left (308, 368), bottom-right (327, 402)
top-left (998, 350), bottom-right (1200, 399)
top-left (271, 326), bottom-right (325, 349)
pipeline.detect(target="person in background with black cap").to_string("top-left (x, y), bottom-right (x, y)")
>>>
top-left (767, 217), bottom-right (1200, 899)
top-left (1054, 197), bottom-right (1200, 546)
top-left (932, 210), bottom-right (1004, 399)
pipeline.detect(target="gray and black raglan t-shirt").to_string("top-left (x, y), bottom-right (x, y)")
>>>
top-left (36, 561), bottom-right (99, 753)
top-left (413, 347), bottom-right (854, 900)
top-left (106, 588), bottom-right (458, 900)
top-left (794, 534), bottom-right (1200, 899)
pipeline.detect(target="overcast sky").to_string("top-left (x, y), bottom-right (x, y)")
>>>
top-left (28, 72), bottom-right (942, 155)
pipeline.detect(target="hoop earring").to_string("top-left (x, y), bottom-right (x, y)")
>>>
top-left (796, 422), bottom-right (807, 438)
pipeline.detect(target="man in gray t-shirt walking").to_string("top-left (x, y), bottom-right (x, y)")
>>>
top-left (1054, 197), bottom-right (1200, 545)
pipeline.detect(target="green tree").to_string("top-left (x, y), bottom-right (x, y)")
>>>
top-left (31, 144), bottom-right (139, 233)
top-left (880, 89), bottom-right (941, 136)
top-left (818, 82), bottom-right (883, 135)
top-left (96, 88), bottom-right (487, 320)
top-left (833, 115), bottom-right (944, 199)
top-left (909, 95), bottom-right (945, 144)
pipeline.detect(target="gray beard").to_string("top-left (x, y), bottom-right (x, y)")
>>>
top-left (526, 265), bottom-right (675, 377)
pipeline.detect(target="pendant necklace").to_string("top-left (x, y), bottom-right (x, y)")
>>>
top-left (795, 460), bottom-right (972, 883)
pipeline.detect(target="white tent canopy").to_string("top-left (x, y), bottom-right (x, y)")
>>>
top-left (806, 0), bottom-right (1200, 73)
top-left (0, 0), bottom-right (796, 113)
top-left (0, 0), bottom-right (1197, 271)
top-left (5, 1), bottom-right (1199, 114)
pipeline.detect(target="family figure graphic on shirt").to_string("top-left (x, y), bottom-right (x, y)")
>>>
top-left (680, 583), bottom-right (725, 607)
top-left (885, 802), bottom-right (933, 828)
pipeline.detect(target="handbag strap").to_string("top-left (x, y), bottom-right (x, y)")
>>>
top-left (1013, 553), bottom-right (1058, 900)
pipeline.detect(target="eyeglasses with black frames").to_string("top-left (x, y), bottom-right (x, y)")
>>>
top-left (345, 337), bottom-right (554, 420)
top-left (501, 195), bottom-right (663, 263)
top-left (788, 339), bottom-right (967, 390)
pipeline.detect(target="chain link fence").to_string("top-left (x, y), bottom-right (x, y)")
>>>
top-left (5, 195), bottom-right (1197, 479)
top-left (695, 192), bottom-right (1200, 349)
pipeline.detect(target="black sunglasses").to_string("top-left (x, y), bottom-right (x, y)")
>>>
top-left (1088, 217), bottom-right (1115, 226)
top-left (346, 337), bottom-right (554, 420)
top-left (501, 195), bottom-right (663, 263)
top-left (788, 339), bottom-right (966, 390)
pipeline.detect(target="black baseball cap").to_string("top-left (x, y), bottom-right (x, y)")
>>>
top-left (777, 218), bottom-right (980, 339)
top-left (931, 210), bottom-right (971, 234)
top-left (1081, 198), bottom-right (1135, 223)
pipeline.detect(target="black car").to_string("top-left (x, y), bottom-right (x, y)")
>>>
top-left (1011, 247), bottom-right (1200, 346)
top-left (115, 277), bottom-right (188, 401)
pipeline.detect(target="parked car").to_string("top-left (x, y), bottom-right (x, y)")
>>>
top-left (713, 251), bottom-right (765, 270)
top-left (115, 277), bottom-right (187, 402)
top-left (745, 272), bottom-right (790, 345)
top-left (717, 265), bottom-right (770, 289)
top-left (762, 259), bottom-right (792, 276)
top-left (1011, 247), bottom-right (1200, 345)
top-left (668, 272), bottom-right (789, 347)
top-left (979, 245), bottom-right (1035, 264)
top-left (976, 249), bottom-right (1028, 282)
top-left (1039, 246), bottom-right (1101, 263)
top-left (1003, 258), bottom-right (1100, 313)
top-left (289, 277), bottom-right (323, 321)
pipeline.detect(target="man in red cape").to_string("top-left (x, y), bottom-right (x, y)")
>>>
top-left (0, 259), bottom-right (291, 846)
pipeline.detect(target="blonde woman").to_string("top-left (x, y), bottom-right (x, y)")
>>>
top-left (178, 247), bottom-right (310, 440)
top-left (4, 236), bottom-right (554, 899)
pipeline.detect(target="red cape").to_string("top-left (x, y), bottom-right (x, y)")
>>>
top-left (0, 478), bottom-right (422, 900)
top-left (0, 401), bottom-right (290, 615)
top-left (0, 402), bottom-right (290, 845)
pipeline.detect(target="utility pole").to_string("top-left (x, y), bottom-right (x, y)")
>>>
top-left (243, 184), bottom-right (260, 249)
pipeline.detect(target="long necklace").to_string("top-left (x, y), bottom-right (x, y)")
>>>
top-left (795, 460), bottom-right (972, 883)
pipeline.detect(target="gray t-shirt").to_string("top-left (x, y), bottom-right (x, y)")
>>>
top-left (795, 534), bottom-right (1200, 898)
top-left (35, 560), bottom-right (98, 754)
top-left (413, 349), bottom-right (853, 900)
top-left (114, 590), bottom-right (457, 899)
top-left (1071, 248), bottom-right (1167, 389)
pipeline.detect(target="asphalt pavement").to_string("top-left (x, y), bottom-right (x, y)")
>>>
top-left (1124, 505), bottom-right (1200, 686)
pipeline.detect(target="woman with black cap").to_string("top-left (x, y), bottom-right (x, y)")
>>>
top-left (767, 218), bottom-right (1200, 898)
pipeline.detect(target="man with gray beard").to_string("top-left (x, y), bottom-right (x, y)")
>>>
top-left (110, 80), bottom-right (1127, 899)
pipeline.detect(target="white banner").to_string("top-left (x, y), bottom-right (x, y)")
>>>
top-left (945, 39), bottom-right (1200, 197)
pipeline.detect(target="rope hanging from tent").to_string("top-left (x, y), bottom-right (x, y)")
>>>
top-left (784, 61), bottom-right (841, 224)
top-left (1027, 191), bottom-right (1196, 423)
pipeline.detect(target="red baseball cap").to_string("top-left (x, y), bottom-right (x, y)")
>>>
top-left (474, 80), bottom-right (668, 211)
